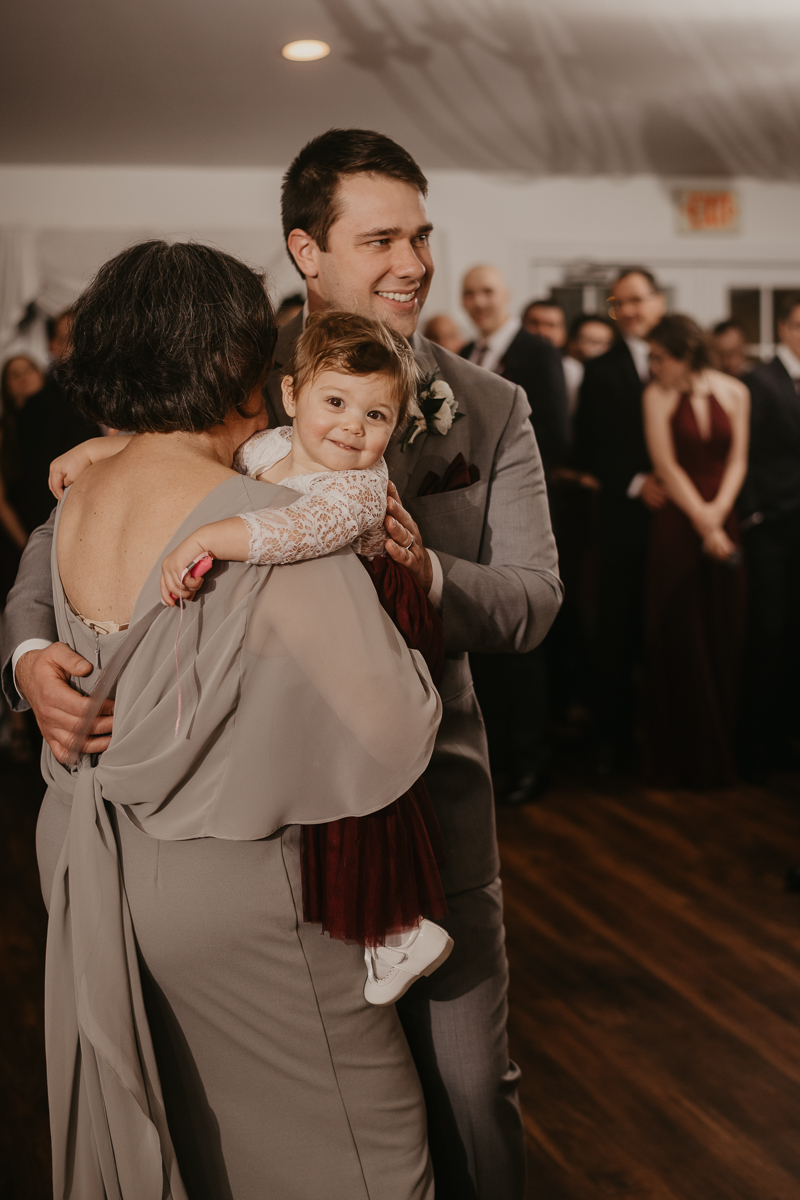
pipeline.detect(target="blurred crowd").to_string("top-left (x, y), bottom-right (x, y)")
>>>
top-left (2, 271), bottom-right (799, 797)
top-left (424, 266), bottom-right (800, 800)
top-left (0, 309), bottom-right (99, 758)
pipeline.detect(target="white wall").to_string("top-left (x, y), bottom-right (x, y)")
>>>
top-left (2, 164), bottom-right (800, 336)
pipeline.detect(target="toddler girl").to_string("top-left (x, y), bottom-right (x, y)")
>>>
top-left (51, 310), bottom-right (452, 1005)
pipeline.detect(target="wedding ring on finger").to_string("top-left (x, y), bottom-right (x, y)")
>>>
top-left (406, 535), bottom-right (415, 552)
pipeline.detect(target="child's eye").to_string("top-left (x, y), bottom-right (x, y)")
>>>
top-left (367, 410), bottom-right (387, 421)
top-left (326, 396), bottom-right (344, 408)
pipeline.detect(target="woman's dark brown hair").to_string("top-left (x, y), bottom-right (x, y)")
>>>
top-left (648, 313), bottom-right (712, 372)
top-left (56, 241), bottom-right (277, 433)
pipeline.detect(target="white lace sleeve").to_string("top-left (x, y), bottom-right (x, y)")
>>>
top-left (239, 462), bottom-right (388, 566)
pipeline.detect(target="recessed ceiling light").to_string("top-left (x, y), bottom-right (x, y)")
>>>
top-left (282, 40), bottom-right (331, 62)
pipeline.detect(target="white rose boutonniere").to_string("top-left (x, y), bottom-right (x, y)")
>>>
top-left (400, 374), bottom-right (464, 452)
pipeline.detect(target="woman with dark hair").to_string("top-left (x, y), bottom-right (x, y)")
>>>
top-left (35, 240), bottom-right (439, 1198)
top-left (642, 313), bottom-right (749, 786)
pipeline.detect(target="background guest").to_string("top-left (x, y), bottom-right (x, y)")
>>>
top-left (711, 319), bottom-right (751, 379)
top-left (738, 298), bottom-right (800, 779)
top-left (574, 267), bottom-right (667, 775)
top-left (461, 265), bottom-right (567, 806)
top-left (422, 313), bottom-right (466, 355)
top-left (0, 353), bottom-right (45, 763)
top-left (14, 309), bottom-right (101, 532)
top-left (643, 315), bottom-right (748, 787)
top-left (0, 354), bottom-right (44, 552)
top-left (522, 298), bottom-right (568, 350)
top-left (562, 313), bottom-right (616, 426)
top-left (545, 313), bottom-right (615, 726)
top-left (462, 266), bottom-right (568, 470)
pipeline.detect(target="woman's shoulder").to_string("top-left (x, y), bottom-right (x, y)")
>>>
top-left (706, 368), bottom-right (749, 408)
top-left (643, 380), bottom-right (681, 411)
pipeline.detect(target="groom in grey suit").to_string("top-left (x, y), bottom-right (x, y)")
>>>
top-left (3, 129), bottom-right (562, 1200)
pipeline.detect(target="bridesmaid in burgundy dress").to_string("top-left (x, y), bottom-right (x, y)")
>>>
top-left (643, 315), bottom-right (749, 787)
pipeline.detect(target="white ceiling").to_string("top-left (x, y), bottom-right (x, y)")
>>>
top-left (2, 0), bottom-right (800, 176)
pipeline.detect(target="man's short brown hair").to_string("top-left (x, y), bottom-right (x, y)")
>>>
top-left (285, 310), bottom-right (421, 429)
top-left (281, 128), bottom-right (429, 275)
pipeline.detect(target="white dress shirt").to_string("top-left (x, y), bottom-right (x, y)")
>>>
top-left (468, 316), bottom-right (521, 376)
top-left (562, 355), bottom-right (584, 420)
top-left (625, 335), bottom-right (651, 384)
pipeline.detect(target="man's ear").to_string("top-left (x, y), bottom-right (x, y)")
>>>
top-left (286, 229), bottom-right (320, 280)
top-left (281, 374), bottom-right (296, 418)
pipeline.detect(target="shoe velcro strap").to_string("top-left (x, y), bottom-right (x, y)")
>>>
top-left (374, 945), bottom-right (408, 967)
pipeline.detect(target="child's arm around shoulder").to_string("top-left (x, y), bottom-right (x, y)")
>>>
top-left (160, 463), bottom-right (389, 605)
top-left (49, 434), bottom-right (131, 498)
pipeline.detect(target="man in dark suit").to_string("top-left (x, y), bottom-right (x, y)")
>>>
top-left (460, 265), bottom-right (568, 806)
top-left (15, 309), bottom-right (100, 531)
top-left (573, 267), bottom-right (667, 772)
top-left (739, 298), bottom-right (800, 778)
top-left (461, 265), bottom-right (569, 470)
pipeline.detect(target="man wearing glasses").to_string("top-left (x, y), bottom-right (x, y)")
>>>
top-left (574, 267), bottom-right (667, 775)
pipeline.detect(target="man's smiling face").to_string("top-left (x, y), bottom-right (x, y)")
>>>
top-left (300, 173), bottom-right (434, 338)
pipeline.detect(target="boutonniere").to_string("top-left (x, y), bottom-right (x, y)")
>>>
top-left (400, 375), bottom-right (464, 452)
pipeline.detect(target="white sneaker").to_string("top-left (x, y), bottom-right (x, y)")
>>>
top-left (363, 920), bottom-right (454, 1006)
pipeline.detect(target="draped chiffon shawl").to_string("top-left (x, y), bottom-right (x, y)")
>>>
top-left (42, 473), bottom-right (442, 1199)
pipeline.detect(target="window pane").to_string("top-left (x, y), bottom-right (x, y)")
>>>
top-left (729, 289), bottom-right (760, 344)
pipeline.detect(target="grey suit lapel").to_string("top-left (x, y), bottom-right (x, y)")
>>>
top-left (384, 332), bottom-right (440, 496)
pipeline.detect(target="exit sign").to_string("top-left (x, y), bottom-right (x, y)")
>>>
top-left (675, 189), bottom-right (739, 234)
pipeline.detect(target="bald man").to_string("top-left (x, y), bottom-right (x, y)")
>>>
top-left (422, 312), bottom-right (467, 355)
top-left (462, 265), bottom-right (568, 470)
top-left (461, 266), bottom-right (568, 805)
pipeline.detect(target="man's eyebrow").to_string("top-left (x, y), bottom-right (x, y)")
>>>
top-left (356, 223), bottom-right (434, 240)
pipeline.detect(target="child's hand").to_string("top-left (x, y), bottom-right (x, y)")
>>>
top-left (49, 434), bottom-right (130, 498)
top-left (49, 444), bottom-right (93, 498)
top-left (160, 537), bottom-right (211, 607)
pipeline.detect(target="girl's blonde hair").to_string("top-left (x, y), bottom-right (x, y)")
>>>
top-left (285, 310), bottom-right (421, 429)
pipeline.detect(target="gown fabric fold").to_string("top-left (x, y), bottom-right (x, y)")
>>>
top-left (301, 553), bottom-right (448, 946)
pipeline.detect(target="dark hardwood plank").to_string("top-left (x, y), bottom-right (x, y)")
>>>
top-left (500, 773), bottom-right (800, 1199)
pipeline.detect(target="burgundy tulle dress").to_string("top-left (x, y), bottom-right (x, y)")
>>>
top-left (644, 392), bottom-right (747, 788)
top-left (301, 554), bottom-right (448, 947)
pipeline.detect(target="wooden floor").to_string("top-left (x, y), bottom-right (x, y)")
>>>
top-left (501, 771), bottom-right (800, 1199)
top-left (4, 754), bottom-right (800, 1198)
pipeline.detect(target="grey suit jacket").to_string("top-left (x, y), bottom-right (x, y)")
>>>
top-left (2, 314), bottom-right (562, 895)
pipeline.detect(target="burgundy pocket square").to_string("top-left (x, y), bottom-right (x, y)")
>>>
top-left (418, 452), bottom-right (480, 497)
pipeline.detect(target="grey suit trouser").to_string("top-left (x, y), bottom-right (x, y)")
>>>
top-left (397, 876), bottom-right (526, 1200)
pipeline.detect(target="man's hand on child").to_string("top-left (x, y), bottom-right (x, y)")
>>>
top-left (384, 482), bottom-right (434, 595)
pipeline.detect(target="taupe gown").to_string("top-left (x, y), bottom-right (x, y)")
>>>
top-left (39, 474), bottom-right (441, 1200)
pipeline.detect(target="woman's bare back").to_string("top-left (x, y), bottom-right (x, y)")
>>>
top-left (58, 435), bottom-right (236, 625)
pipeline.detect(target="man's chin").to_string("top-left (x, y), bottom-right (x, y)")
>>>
top-left (372, 296), bottom-right (422, 338)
